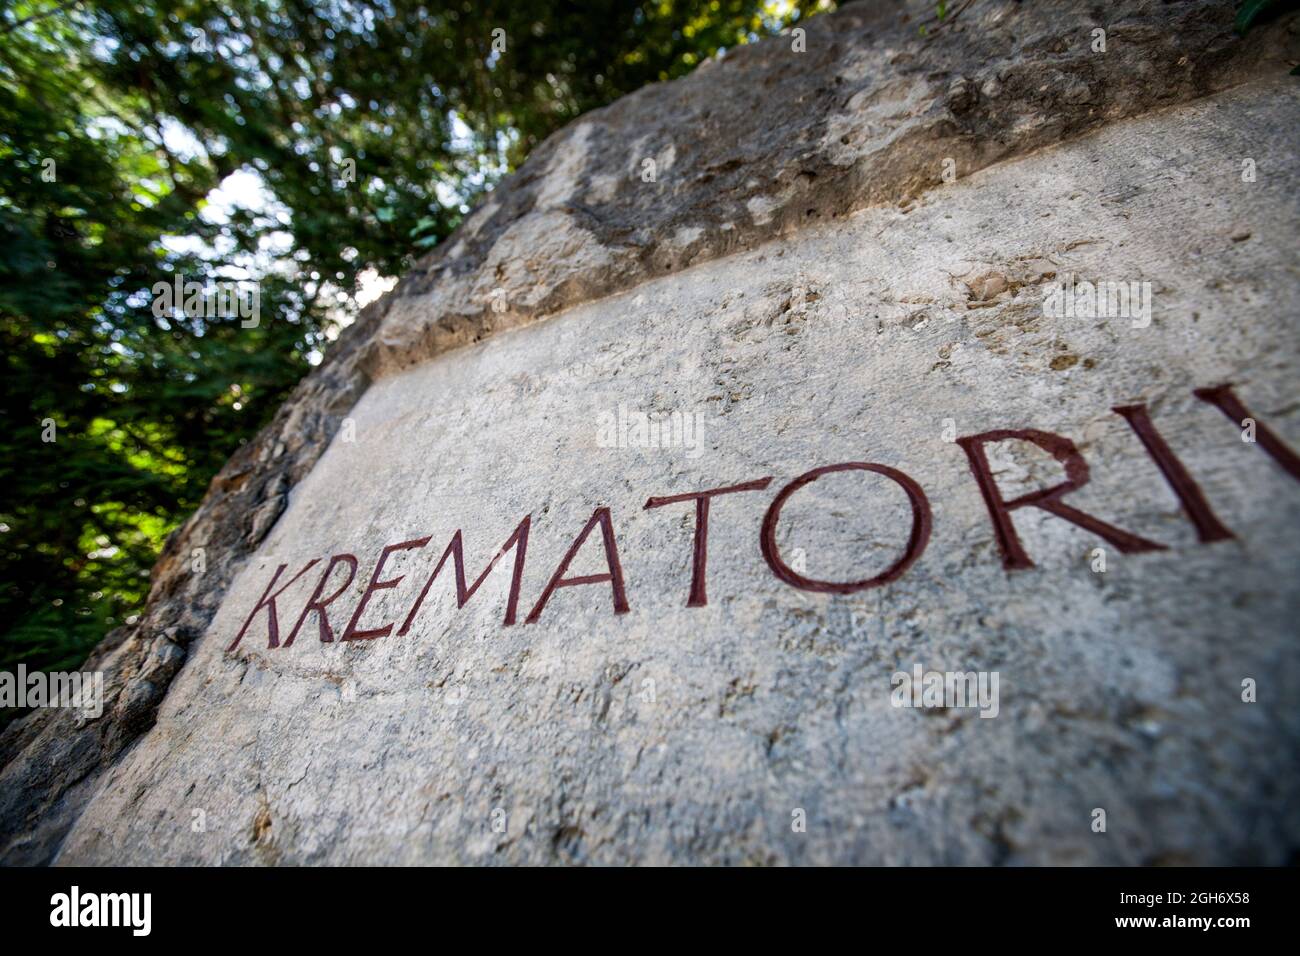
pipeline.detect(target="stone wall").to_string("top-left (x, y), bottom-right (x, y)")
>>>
top-left (3, 0), bottom-right (1298, 865)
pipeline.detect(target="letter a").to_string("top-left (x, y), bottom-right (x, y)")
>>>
top-left (525, 508), bottom-right (630, 623)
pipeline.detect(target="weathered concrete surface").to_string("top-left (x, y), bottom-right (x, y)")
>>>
top-left (51, 76), bottom-right (1300, 865)
top-left (2, 0), bottom-right (1298, 865)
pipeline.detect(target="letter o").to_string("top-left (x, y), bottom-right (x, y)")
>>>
top-left (760, 462), bottom-right (932, 593)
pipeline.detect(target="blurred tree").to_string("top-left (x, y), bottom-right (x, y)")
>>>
top-left (0, 0), bottom-right (831, 685)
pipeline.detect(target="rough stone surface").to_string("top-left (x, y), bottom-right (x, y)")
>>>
top-left (363, 0), bottom-right (1298, 378)
top-left (2, 0), bottom-right (1298, 865)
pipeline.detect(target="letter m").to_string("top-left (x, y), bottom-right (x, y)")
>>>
top-left (102, 894), bottom-right (130, 927)
top-left (398, 516), bottom-right (531, 631)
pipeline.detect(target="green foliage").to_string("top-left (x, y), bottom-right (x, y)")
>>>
top-left (0, 0), bottom-right (829, 679)
top-left (1234, 0), bottom-right (1299, 35)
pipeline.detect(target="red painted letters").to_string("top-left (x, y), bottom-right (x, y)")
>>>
top-left (343, 537), bottom-right (431, 641)
top-left (525, 507), bottom-right (629, 623)
top-left (644, 478), bottom-right (773, 607)
top-left (759, 462), bottom-right (932, 592)
top-left (225, 383), bottom-right (1296, 650)
top-left (398, 517), bottom-right (532, 631)
top-left (227, 559), bottom-right (320, 651)
top-left (955, 429), bottom-right (1164, 570)
top-left (285, 553), bottom-right (359, 645)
